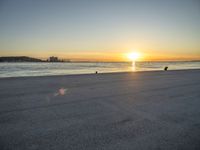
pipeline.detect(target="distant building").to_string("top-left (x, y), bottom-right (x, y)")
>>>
top-left (47, 56), bottom-right (70, 62)
top-left (49, 56), bottom-right (59, 62)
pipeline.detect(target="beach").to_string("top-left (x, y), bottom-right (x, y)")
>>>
top-left (0, 69), bottom-right (200, 149)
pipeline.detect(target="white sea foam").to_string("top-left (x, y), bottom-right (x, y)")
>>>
top-left (0, 61), bottom-right (200, 78)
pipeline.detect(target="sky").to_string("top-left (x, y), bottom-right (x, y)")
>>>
top-left (0, 0), bottom-right (200, 61)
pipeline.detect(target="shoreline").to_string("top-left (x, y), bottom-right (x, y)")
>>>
top-left (0, 68), bottom-right (200, 80)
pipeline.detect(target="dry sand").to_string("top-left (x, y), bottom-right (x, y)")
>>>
top-left (0, 69), bottom-right (200, 150)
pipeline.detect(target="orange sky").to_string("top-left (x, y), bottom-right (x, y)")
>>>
top-left (1, 50), bottom-right (200, 62)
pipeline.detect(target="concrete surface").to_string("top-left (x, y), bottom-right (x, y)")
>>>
top-left (0, 69), bottom-right (200, 150)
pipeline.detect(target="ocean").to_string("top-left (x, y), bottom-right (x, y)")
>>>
top-left (0, 61), bottom-right (200, 78)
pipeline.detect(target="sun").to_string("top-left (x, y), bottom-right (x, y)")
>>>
top-left (127, 52), bottom-right (140, 61)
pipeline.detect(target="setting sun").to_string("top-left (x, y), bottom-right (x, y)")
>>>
top-left (127, 52), bottom-right (141, 61)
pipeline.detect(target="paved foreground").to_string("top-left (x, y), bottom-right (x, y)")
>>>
top-left (0, 70), bottom-right (200, 150)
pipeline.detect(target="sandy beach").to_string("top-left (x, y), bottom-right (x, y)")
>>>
top-left (0, 69), bottom-right (200, 150)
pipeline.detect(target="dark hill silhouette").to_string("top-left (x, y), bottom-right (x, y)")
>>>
top-left (0, 56), bottom-right (42, 62)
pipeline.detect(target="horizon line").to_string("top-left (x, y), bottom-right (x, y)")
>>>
top-left (0, 55), bottom-right (200, 63)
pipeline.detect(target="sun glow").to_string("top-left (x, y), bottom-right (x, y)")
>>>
top-left (127, 52), bottom-right (141, 61)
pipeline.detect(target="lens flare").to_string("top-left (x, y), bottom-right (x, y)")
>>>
top-left (54, 88), bottom-right (68, 96)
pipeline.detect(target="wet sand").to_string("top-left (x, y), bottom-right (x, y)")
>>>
top-left (0, 69), bottom-right (200, 150)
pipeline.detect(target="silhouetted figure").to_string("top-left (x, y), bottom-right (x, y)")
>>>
top-left (164, 66), bottom-right (168, 71)
top-left (95, 71), bottom-right (98, 74)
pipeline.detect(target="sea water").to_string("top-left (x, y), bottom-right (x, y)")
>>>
top-left (0, 61), bottom-right (200, 78)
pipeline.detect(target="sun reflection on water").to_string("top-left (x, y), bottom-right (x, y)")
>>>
top-left (131, 61), bottom-right (136, 71)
